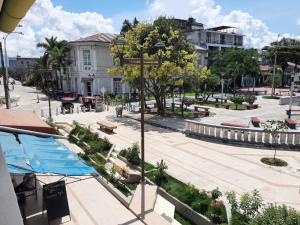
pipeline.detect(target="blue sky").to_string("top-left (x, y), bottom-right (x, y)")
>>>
top-left (6, 0), bottom-right (300, 57)
top-left (51, 0), bottom-right (300, 35)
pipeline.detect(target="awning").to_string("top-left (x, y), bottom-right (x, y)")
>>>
top-left (0, 0), bottom-right (35, 33)
top-left (0, 131), bottom-right (97, 176)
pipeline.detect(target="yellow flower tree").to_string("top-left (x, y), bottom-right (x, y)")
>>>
top-left (108, 17), bottom-right (197, 114)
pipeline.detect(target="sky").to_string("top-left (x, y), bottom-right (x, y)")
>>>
top-left (5, 0), bottom-right (300, 57)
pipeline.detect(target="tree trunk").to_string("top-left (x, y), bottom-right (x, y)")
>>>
top-left (154, 94), bottom-right (164, 115)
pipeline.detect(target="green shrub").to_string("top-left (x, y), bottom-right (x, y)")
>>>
top-left (229, 95), bottom-right (245, 109)
top-left (119, 149), bottom-right (129, 158)
top-left (244, 95), bottom-right (257, 104)
top-left (78, 152), bottom-right (89, 161)
top-left (154, 160), bottom-right (168, 186)
top-left (180, 183), bottom-right (200, 205)
top-left (191, 199), bottom-right (210, 214)
top-left (126, 143), bottom-right (141, 165)
top-left (249, 204), bottom-right (300, 225)
top-left (211, 187), bottom-right (222, 200)
top-left (231, 211), bottom-right (250, 225)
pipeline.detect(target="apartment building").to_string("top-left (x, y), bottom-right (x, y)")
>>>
top-left (174, 18), bottom-right (244, 67)
top-left (8, 56), bottom-right (38, 82)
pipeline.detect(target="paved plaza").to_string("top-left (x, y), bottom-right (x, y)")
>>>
top-left (4, 82), bottom-right (300, 211)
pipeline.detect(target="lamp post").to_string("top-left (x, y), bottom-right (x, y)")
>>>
top-left (1, 31), bottom-right (24, 109)
top-left (221, 73), bottom-right (224, 104)
top-left (272, 34), bottom-right (280, 96)
top-left (288, 66), bottom-right (296, 119)
top-left (115, 38), bottom-right (165, 183)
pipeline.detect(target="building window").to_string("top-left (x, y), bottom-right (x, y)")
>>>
top-left (83, 50), bottom-right (91, 66)
top-left (113, 78), bottom-right (122, 94)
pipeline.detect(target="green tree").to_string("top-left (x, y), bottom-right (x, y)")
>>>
top-left (120, 17), bottom-right (139, 34)
top-left (211, 48), bottom-right (260, 93)
top-left (154, 160), bottom-right (168, 186)
top-left (250, 204), bottom-right (300, 225)
top-left (229, 95), bottom-right (245, 109)
top-left (264, 38), bottom-right (300, 87)
top-left (239, 189), bottom-right (262, 218)
top-left (191, 67), bottom-right (219, 101)
top-left (109, 16), bottom-right (197, 114)
top-left (262, 120), bottom-right (288, 160)
top-left (37, 36), bottom-right (69, 89)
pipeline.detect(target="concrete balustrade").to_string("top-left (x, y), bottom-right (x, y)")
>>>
top-left (185, 120), bottom-right (300, 147)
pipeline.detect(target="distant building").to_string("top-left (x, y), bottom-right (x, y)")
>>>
top-left (173, 18), bottom-right (244, 67)
top-left (62, 33), bottom-right (128, 96)
top-left (8, 56), bottom-right (38, 82)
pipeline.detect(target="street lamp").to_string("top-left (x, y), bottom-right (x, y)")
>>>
top-left (272, 34), bottom-right (280, 96)
top-left (114, 38), bottom-right (165, 183)
top-left (1, 31), bottom-right (24, 109)
top-left (288, 65), bottom-right (296, 119)
top-left (221, 73), bottom-right (224, 104)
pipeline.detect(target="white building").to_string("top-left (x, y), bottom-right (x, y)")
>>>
top-left (62, 33), bottom-right (128, 96)
top-left (174, 18), bottom-right (244, 67)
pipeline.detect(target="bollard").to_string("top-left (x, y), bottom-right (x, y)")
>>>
top-left (56, 108), bottom-right (59, 116)
top-left (37, 95), bottom-right (40, 103)
top-left (77, 106), bottom-right (79, 114)
top-left (33, 109), bottom-right (36, 114)
top-left (62, 108), bottom-right (65, 115)
top-left (82, 107), bottom-right (85, 113)
top-left (70, 107), bottom-right (73, 114)
top-left (41, 109), bottom-right (44, 117)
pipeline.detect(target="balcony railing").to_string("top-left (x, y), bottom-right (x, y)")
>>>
top-left (185, 120), bottom-right (300, 147)
top-left (206, 40), bottom-right (243, 46)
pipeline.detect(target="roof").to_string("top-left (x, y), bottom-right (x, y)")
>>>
top-left (207, 25), bottom-right (237, 31)
top-left (74, 33), bottom-right (117, 43)
top-left (0, 109), bottom-right (55, 134)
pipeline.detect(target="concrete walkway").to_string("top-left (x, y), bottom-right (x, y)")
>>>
top-left (54, 110), bottom-right (300, 211)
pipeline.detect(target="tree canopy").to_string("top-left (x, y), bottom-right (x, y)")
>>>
top-left (210, 48), bottom-right (259, 92)
top-left (109, 16), bottom-right (197, 113)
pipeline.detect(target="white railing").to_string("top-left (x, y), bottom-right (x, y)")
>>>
top-left (185, 120), bottom-right (300, 146)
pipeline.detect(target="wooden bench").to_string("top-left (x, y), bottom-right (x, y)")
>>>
top-left (97, 121), bottom-right (117, 133)
top-left (285, 118), bottom-right (296, 129)
top-left (194, 105), bottom-right (210, 116)
top-left (193, 111), bottom-right (206, 118)
top-left (251, 117), bottom-right (260, 127)
top-left (221, 122), bottom-right (249, 128)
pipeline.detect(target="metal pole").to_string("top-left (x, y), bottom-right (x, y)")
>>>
top-left (140, 47), bottom-right (145, 183)
top-left (0, 41), bottom-right (10, 109)
top-left (221, 75), bottom-right (224, 104)
top-left (288, 71), bottom-right (295, 119)
top-left (272, 48), bottom-right (277, 95)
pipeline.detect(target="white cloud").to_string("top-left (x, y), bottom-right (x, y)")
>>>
top-left (148, 0), bottom-right (299, 49)
top-left (5, 0), bottom-right (114, 57)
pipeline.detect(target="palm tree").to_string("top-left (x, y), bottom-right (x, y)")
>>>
top-left (37, 36), bottom-right (69, 90)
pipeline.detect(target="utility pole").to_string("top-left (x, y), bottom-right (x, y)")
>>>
top-left (140, 47), bottom-right (145, 183)
top-left (272, 34), bottom-right (280, 95)
top-left (0, 42), bottom-right (10, 109)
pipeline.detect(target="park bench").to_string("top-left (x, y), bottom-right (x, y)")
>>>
top-left (245, 104), bottom-right (258, 110)
top-left (221, 122), bottom-right (249, 128)
top-left (215, 97), bottom-right (227, 103)
top-left (193, 111), bottom-right (206, 118)
top-left (97, 121), bottom-right (117, 133)
top-left (194, 105), bottom-right (210, 116)
top-left (215, 103), bottom-right (230, 109)
top-left (285, 109), bottom-right (300, 116)
top-left (251, 117), bottom-right (260, 127)
top-left (285, 118), bottom-right (296, 129)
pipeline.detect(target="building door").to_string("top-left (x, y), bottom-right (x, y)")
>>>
top-left (86, 81), bottom-right (92, 96)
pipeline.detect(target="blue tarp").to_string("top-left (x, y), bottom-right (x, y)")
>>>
top-left (0, 132), bottom-right (97, 176)
top-left (19, 134), bottom-right (97, 176)
top-left (0, 131), bottom-right (33, 174)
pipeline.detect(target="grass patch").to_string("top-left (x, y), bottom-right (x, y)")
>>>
top-left (262, 95), bottom-right (280, 99)
top-left (144, 162), bottom-right (227, 224)
top-left (261, 157), bottom-right (288, 167)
